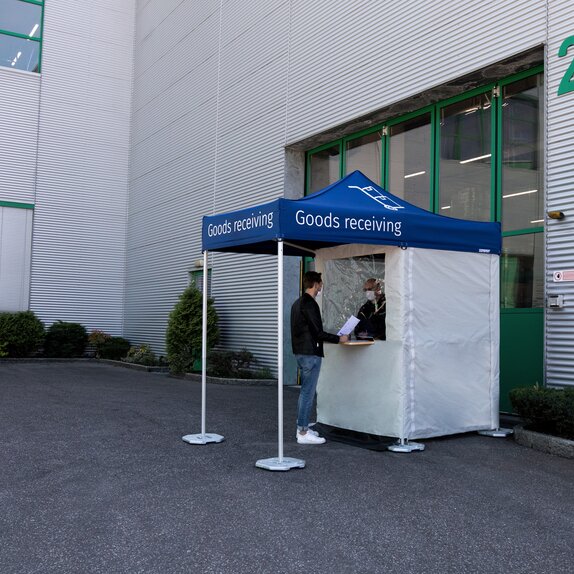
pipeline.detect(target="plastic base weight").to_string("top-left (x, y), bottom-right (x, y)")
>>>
top-left (182, 433), bottom-right (224, 445)
top-left (388, 440), bottom-right (425, 453)
top-left (477, 428), bottom-right (514, 438)
top-left (255, 457), bottom-right (306, 471)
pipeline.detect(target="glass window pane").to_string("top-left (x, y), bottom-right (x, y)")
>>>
top-left (0, 33), bottom-right (39, 72)
top-left (0, 0), bottom-right (42, 38)
top-left (501, 74), bottom-right (544, 232)
top-left (501, 233), bottom-right (544, 308)
top-left (309, 145), bottom-right (340, 194)
top-left (345, 130), bottom-right (382, 184)
top-left (389, 113), bottom-right (431, 210)
top-left (439, 94), bottom-right (492, 221)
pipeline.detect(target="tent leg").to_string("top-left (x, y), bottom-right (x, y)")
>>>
top-left (183, 250), bottom-right (224, 445)
top-left (477, 427), bottom-right (513, 438)
top-left (388, 437), bottom-right (425, 453)
top-left (256, 240), bottom-right (305, 471)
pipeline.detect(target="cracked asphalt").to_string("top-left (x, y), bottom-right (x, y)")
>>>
top-left (0, 362), bottom-right (572, 574)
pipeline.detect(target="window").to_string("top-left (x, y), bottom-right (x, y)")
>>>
top-left (0, 0), bottom-right (43, 73)
top-left (388, 113), bottom-right (431, 210)
top-left (500, 233), bottom-right (544, 309)
top-left (190, 269), bottom-right (212, 297)
top-left (438, 93), bottom-right (493, 221)
top-left (305, 67), bottom-right (544, 310)
top-left (345, 130), bottom-right (383, 184)
top-left (501, 74), bottom-right (544, 232)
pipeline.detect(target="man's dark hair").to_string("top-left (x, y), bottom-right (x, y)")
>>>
top-left (303, 271), bottom-right (322, 290)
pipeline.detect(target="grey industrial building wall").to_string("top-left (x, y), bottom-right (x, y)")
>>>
top-left (3, 0), bottom-right (572, 384)
top-left (28, 0), bottom-right (135, 333)
top-left (127, 0), bottom-right (563, 381)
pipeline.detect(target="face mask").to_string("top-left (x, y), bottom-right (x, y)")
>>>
top-left (316, 289), bottom-right (322, 296)
top-left (365, 290), bottom-right (376, 301)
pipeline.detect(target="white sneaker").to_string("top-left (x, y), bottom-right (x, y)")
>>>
top-left (297, 431), bottom-right (326, 445)
top-left (295, 428), bottom-right (319, 439)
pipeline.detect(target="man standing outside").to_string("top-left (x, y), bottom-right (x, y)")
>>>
top-left (290, 271), bottom-right (348, 445)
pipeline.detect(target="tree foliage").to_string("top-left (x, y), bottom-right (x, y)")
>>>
top-left (166, 284), bottom-right (219, 374)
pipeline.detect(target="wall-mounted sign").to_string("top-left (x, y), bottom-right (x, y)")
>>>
top-left (558, 35), bottom-right (574, 95)
top-left (553, 270), bottom-right (574, 282)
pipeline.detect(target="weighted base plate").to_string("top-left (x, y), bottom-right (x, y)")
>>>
top-left (477, 428), bottom-right (514, 438)
top-left (255, 457), bottom-right (306, 471)
top-left (182, 433), bottom-right (224, 445)
top-left (388, 441), bottom-right (425, 453)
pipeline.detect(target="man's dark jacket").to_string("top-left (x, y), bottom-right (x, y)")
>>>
top-left (291, 293), bottom-right (339, 357)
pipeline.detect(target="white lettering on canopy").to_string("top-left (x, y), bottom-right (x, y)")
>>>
top-left (295, 209), bottom-right (402, 237)
top-left (207, 211), bottom-right (274, 238)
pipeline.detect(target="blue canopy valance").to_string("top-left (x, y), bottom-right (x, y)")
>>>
top-left (202, 171), bottom-right (501, 256)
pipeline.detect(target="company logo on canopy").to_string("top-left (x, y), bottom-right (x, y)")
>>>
top-left (349, 184), bottom-right (405, 211)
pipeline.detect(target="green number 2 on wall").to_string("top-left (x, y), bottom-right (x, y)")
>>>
top-left (558, 35), bottom-right (574, 95)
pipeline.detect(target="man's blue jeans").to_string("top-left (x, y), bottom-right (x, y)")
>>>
top-left (295, 354), bottom-right (322, 432)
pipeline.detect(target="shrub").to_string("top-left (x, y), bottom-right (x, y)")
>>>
top-left (123, 343), bottom-right (158, 366)
top-left (166, 284), bottom-right (219, 374)
top-left (98, 337), bottom-right (131, 361)
top-left (44, 321), bottom-right (88, 358)
top-left (0, 311), bottom-right (45, 357)
top-left (88, 329), bottom-right (112, 358)
top-left (207, 349), bottom-right (274, 379)
top-left (510, 385), bottom-right (574, 441)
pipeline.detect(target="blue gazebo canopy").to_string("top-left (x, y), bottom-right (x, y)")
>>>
top-left (202, 171), bottom-right (501, 257)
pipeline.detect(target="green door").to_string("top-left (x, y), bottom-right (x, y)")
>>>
top-left (499, 232), bottom-right (545, 413)
top-left (500, 309), bottom-right (544, 412)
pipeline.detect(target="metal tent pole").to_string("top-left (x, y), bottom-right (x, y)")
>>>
top-left (182, 250), bottom-right (224, 445)
top-left (256, 240), bottom-right (304, 471)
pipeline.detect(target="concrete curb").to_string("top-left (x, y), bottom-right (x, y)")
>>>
top-left (0, 357), bottom-right (96, 363)
top-left (98, 359), bottom-right (169, 373)
top-left (0, 357), bottom-right (169, 373)
top-left (514, 424), bottom-right (574, 459)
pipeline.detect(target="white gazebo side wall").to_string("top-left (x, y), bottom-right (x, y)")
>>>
top-left (315, 245), bottom-right (499, 440)
top-left (406, 249), bottom-right (499, 439)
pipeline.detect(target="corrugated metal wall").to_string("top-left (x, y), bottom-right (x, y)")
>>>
top-left (29, 0), bottom-right (135, 333)
top-left (127, 0), bottom-right (289, 368)
top-left (128, 0), bottom-right (550, 374)
top-left (546, 0), bottom-right (574, 387)
top-left (0, 68), bottom-right (39, 311)
top-left (0, 69), bottom-right (40, 204)
top-left (285, 0), bottom-right (546, 144)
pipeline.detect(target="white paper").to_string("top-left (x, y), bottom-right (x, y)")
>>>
top-left (337, 315), bottom-right (360, 336)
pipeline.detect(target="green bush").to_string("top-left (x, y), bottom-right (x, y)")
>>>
top-left (88, 329), bottom-right (112, 357)
top-left (98, 336), bottom-right (131, 361)
top-left (207, 349), bottom-right (273, 379)
top-left (0, 311), bottom-right (45, 357)
top-left (44, 321), bottom-right (88, 358)
top-left (123, 343), bottom-right (158, 366)
top-left (166, 284), bottom-right (219, 374)
top-left (510, 385), bottom-right (574, 440)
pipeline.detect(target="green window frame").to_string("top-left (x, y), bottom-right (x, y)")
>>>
top-left (305, 65), bottom-right (544, 310)
top-left (0, 0), bottom-right (44, 73)
top-left (305, 66), bottom-right (543, 222)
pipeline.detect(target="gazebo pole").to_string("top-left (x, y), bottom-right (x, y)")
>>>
top-left (182, 249), bottom-right (224, 445)
top-left (256, 240), bottom-right (305, 471)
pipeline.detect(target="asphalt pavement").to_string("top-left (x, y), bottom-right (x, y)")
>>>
top-left (0, 362), bottom-right (572, 574)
